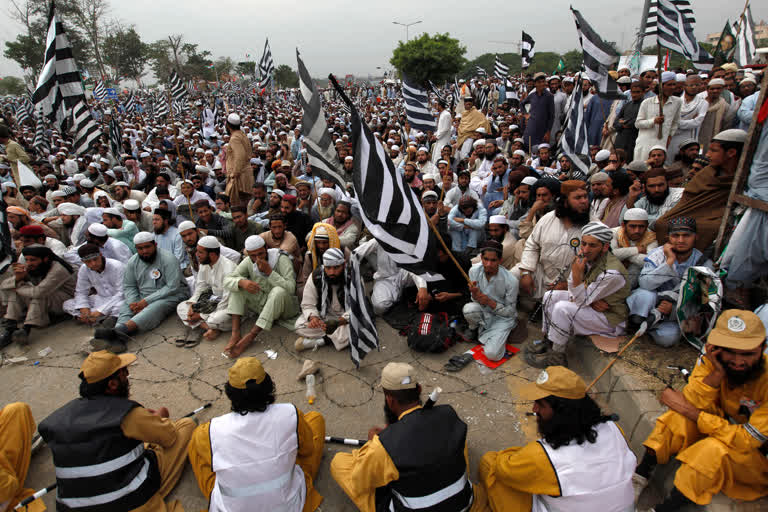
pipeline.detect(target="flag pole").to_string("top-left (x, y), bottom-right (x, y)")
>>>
top-left (656, 41), bottom-right (663, 139)
top-left (426, 216), bottom-right (470, 284)
top-left (167, 88), bottom-right (195, 221)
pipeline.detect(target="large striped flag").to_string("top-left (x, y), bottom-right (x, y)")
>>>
top-left (258, 38), bottom-right (274, 88)
top-left (559, 73), bottom-right (591, 177)
top-left (402, 75), bottom-right (436, 133)
top-left (93, 81), bottom-right (107, 100)
top-left (644, 0), bottom-right (713, 70)
top-left (345, 252), bottom-right (378, 367)
top-left (474, 66), bottom-right (488, 78)
top-left (296, 49), bottom-right (347, 190)
top-left (71, 100), bottom-right (103, 156)
top-left (733, 5), bottom-right (756, 67)
top-left (14, 97), bottom-right (33, 126)
top-left (427, 80), bottom-right (447, 104)
top-left (123, 91), bottom-right (136, 114)
top-left (108, 116), bottom-right (122, 158)
top-left (32, 110), bottom-right (50, 155)
top-left (521, 31), bottom-right (535, 69)
top-left (571, 8), bottom-right (625, 100)
top-left (169, 70), bottom-right (188, 102)
top-left (494, 55), bottom-right (509, 79)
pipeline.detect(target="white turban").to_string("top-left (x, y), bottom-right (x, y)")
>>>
top-left (322, 248), bottom-right (345, 267)
top-left (133, 232), bottom-right (155, 245)
top-left (244, 235), bottom-right (265, 251)
top-left (318, 188), bottom-right (334, 197)
top-left (87, 224), bottom-right (108, 237)
top-left (59, 203), bottom-right (85, 216)
top-left (521, 176), bottom-right (538, 186)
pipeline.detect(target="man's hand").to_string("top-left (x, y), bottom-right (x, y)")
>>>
top-left (434, 291), bottom-right (457, 303)
top-left (627, 180), bottom-right (642, 206)
top-left (701, 343), bottom-right (726, 388)
top-left (519, 273), bottom-right (534, 296)
top-left (308, 315), bottom-right (326, 331)
top-left (591, 299), bottom-right (610, 312)
top-left (147, 407), bottom-right (170, 419)
top-left (13, 262), bottom-right (27, 283)
top-left (654, 115), bottom-right (665, 125)
top-left (130, 299), bottom-right (148, 313)
top-left (415, 287), bottom-right (431, 311)
top-left (662, 242), bottom-right (676, 266)
top-left (368, 426), bottom-right (384, 440)
top-left (571, 253), bottom-right (587, 285)
top-left (488, 200), bottom-right (504, 209)
top-left (78, 308), bottom-right (93, 324)
top-left (453, 217), bottom-right (465, 224)
top-left (255, 258), bottom-right (272, 276)
top-left (239, 279), bottom-right (261, 294)
top-left (657, 300), bottom-right (675, 316)
top-left (337, 317), bottom-right (348, 327)
top-left (636, 243), bottom-right (647, 255)
top-left (187, 310), bottom-right (202, 323)
top-left (659, 388), bottom-right (700, 422)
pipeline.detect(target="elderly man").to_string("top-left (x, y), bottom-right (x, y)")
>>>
top-left (525, 222), bottom-right (630, 368)
top-left (461, 241), bottom-right (519, 362)
top-left (634, 71), bottom-right (682, 162)
top-left (610, 208), bottom-right (658, 288)
top-left (0, 245), bottom-right (76, 347)
top-left (63, 243), bottom-right (125, 327)
top-left (294, 248), bottom-right (352, 353)
top-left (624, 168), bottom-right (683, 230)
top-left (176, 236), bottom-right (237, 347)
top-left (224, 114), bottom-right (253, 206)
top-left (222, 235), bottom-right (299, 359)
top-left (633, 310), bottom-right (768, 510)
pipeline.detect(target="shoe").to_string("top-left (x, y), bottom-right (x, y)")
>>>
top-left (525, 338), bottom-right (551, 355)
top-left (647, 308), bottom-right (665, 329)
top-left (632, 473), bottom-right (649, 504)
top-left (11, 327), bottom-right (29, 346)
top-left (94, 327), bottom-right (116, 341)
top-left (295, 337), bottom-right (324, 352)
top-left (0, 328), bottom-right (15, 350)
top-left (524, 349), bottom-right (567, 369)
top-left (628, 314), bottom-right (646, 331)
top-left (297, 359), bottom-right (320, 381)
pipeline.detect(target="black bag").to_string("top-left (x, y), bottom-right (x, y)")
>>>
top-left (406, 312), bottom-right (455, 353)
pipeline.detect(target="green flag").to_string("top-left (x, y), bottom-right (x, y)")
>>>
top-left (554, 58), bottom-right (565, 74)
top-left (713, 20), bottom-right (737, 67)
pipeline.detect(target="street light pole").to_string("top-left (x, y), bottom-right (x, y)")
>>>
top-left (393, 20), bottom-right (423, 41)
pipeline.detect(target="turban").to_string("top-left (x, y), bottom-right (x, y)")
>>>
top-left (318, 187), bottom-right (334, 198)
top-left (244, 235), bottom-right (265, 251)
top-left (624, 208), bottom-right (649, 222)
top-left (198, 235), bottom-right (220, 249)
top-left (661, 71), bottom-right (676, 83)
top-left (308, 223), bottom-right (340, 270)
top-left (322, 248), bottom-right (345, 267)
top-left (59, 203), bottom-right (85, 216)
top-left (7, 206), bottom-right (28, 216)
top-left (134, 232), bottom-right (155, 245)
top-left (87, 224), bottom-right (108, 237)
top-left (21, 244), bottom-right (53, 259)
top-left (581, 221), bottom-right (613, 244)
top-left (271, 189), bottom-right (285, 198)
top-left (78, 243), bottom-right (101, 261)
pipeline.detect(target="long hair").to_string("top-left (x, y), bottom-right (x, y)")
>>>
top-left (538, 395), bottom-right (613, 449)
top-left (224, 374), bottom-right (276, 415)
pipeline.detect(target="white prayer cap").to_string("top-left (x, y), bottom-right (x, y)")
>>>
top-left (521, 176), bottom-right (538, 186)
top-left (198, 235), bottom-right (220, 249)
top-left (114, 181), bottom-right (129, 187)
top-left (244, 235), bottom-right (265, 251)
top-left (123, 199), bottom-right (141, 211)
top-left (88, 162), bottom-right (99, 169)
top-left (513, 149), bottom-right (526, 157)
top-left (581, 221), bottom-right (613, 244)
top-left (649, 144), bottom-right (667, 154)
top-left (708, 78), bottom-right (726, 87)
top-left (422, 190), bottom-right (438, 201)
top-left (741, 76), bottom-right (756, 85)
top-left (344, 156), bottom-right (354, 161)
top-left (617, 65), bottom-right (630, 72)
top-left (712, 129), bottom-right (747, 144)
top-left (195, 165), bottom-right (208, 173)
top-left (437, 160), bottom-right (449, 166)
top-left (417, 146), bottom-right (428, 153)
top-left (44, 174), bottom-right (57, 180)
top-left (473, 139), bottom-right (486, 148)
top-left (139, 152), bottom-right (150, 158)
top-left (99, 157), bottom-right (110, 164)
top-left (562, 76), bottom-right (574, 84)
top-left (455, 113), bottom-right (462, 119)
top-left (391, 145), bottom-right (400, 152)
top-left (58, 203), bottom-right (85, 216)
top-left (661, 71), bottom-right (676, 83)
top-left (73, 173), bottom-right (86, 181)
top-left (423, 174), bottom-right (437, 182)
top-left (318, 187), bottom-right (334, 197)
top-left (513, 137), bottom-right (525, 143)
top-left (589, 172), bottom-right (610, 184)
top-left (105, 170), bottom-right (116, 179)
top-left (675, 73), bottom-right (686, 83)
top-left (594, 149), bottom-right (611, 162)
top-left (616, 76), bottom-right (632, 84)
top-left (178, 220), bottom-right (197, 233)
top-left (322, 248), bottom-right (345, 266)
top-left (538, 143), bottom-right (550, 149)
top-left (133, 231), bottom-right (155, 245)
top-left (489, 215), bottom-right (507, 225)
top-left (204, 149), bottom-right (214, 155)
top-left (80, 179), bottom-right (94, 189)
top-left (475, 127), bottom-right (487, 134)
top-left (227, 113), bottom-right (241, 126)
top-left (623, 208), bottom-right (649, 222)
top-left (51, 190), bottom-right (66, 199)
top-left (271, 189), bottom-right (285, 198)
top-left (88, 224), bottom-right (108, 237)
top-left (103, 207), bottom-right (122, 218)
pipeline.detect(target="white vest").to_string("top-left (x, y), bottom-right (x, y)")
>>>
top-left (209, 404), bottom-right (305, 512)
top-left (531, 422), bottom-right (636, 512)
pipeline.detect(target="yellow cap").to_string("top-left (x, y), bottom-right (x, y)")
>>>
top-left (228, 357), bottom-right (266, 389)
top-left (707, 310), bottom-right (766, 350)
top-left (519, 366), bottom-right (587, 401)
top-left (80, 350), bottom-right (137, 384)
top-left (380, 362), bottom-right (418, 390)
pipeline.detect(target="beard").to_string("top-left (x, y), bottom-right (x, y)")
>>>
top-left (153, 225), bottom-right (166, 235)
top-left (647, 188), bottom-right (669, 206)
top-left (138, 251), bottom-right (157, 263)
top-left (384, 401), bottom-right (399, 425)
top-left (557, 201), bottom-right (590, 226)
top-left (113, 378), bottom-right (130, 398)
top-left (719, 354), bottom-right (765, 387)
top-left (326, 273), bottom-right (344, 286)
top-left (484, 150), bottom-right (498, 161)
top-left (29, 261), bottom-right (52, 278)
top-left (681, 153), bottom-right (696, 165)
top-left (405, 174), bottom-right (415, 183)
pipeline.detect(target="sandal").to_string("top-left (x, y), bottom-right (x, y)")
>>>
top-left (443, 353), bottom-right (474, 372)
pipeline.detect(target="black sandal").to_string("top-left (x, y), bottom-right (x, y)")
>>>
top-left (443, 353), bottom-right (474, 372)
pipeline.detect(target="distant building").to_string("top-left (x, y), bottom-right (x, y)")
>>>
top-left (707, 20), bottom-right (768, 45)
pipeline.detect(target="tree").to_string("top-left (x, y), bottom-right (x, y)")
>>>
top-left (102, 26), bottom-right (147, 84)
top-left (461, 50), bottom-right (577, 78)
top-left (274, 64), bottom-right (299, 88)
top-left (561, 50), bottom-right (583, 74)
top-left (215, 57), bottom-right (235, 77)
top-left (59, 0), bottom-right (110, 79)
top-left (235, 61), bottom-right (256, 77)
top-left (390, 33), bottom-right (466, 84)
top-left (0, 76), bottom-right (26, 96)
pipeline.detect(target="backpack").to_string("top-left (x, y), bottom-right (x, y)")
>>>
top-left (406, 312), bottom-right (455, 353)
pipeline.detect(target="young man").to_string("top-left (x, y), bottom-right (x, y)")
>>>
top-left (633, 71), bottom-right (682, 162)
top-left (610, 208), bottom-right (658, 288)
top-left (63, 243), bottom-right (125, 327)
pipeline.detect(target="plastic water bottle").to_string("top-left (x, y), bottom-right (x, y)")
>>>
top-left (305, 374), bottom-right (316, 405)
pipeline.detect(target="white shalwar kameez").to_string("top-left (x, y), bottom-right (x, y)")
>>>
top-left (63, 257), bottom-right (125, 318)
top-left (176, 255), bottom-right (237, 331)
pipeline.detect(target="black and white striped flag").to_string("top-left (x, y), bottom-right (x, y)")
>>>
top-left (571, 8), bottom-right (625, 100)
top-left (258, 38), bottom-right (274, 88)
top-left (15, 98), bottom-right (33, 126)
top-left (123, 91), bottom-right (136, 113)
top-left (345, 252), bottom-right (378, 367)
top-left (402, 75), bottom-right (436, 133)
top-left (427, 80), bottom-right (447, 104)
top-left (734, 5), bottom-right (756, 67)
top-left (505, 78), bottom-right (519, 102)
top-left (169, 70), bottom-right (188, 102)
top-left (93, 81), bottom-right (107, 100)
top-left (296, 49), bottom-right (347, 190)
top-left (186, 80), bottom-right (195, 94)
top-left (172, 99), bottom-right (186, 118)
top-left (474, 86), bottom-right (488, 112)
top-left (109, 116), bottom-right (122, 158)
top-left (644, 0), bottom-right (713, 71)
top-left (559, 73), bottom-right (590, 177)
top-left (474, 66), bottom-right (488, 78)
top-left (330, 74), bottom-right (438, 275)
top-left (32, 2), bottom-right (87, 133)
top-left (32, 110), bottom-right (50, 155)
top-left (71, 100), bottom-right (103, 156)
top-left (521, 31), bottom-right (535, 69)
top-left (154, 100), bottom-right (169, 119)
top-left (494, 55), bottom-right (509, 79)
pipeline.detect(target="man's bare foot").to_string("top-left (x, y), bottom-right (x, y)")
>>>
top-left (229, 330), bottom-right (260, 358)
top-left (223, 332), bottom-right (240, 357)
top-left (203, 329), bottom-right (220, 341)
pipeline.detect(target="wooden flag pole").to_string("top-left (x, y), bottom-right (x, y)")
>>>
top-left (586, 323), bottom-right (647, 392)
top-left (656, 42), bottom-right (664, 140)
top-left (426, 216), bottom-right (471, 284)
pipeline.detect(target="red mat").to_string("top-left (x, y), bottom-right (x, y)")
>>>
top-left (470, 344), bottom-right (521, 369)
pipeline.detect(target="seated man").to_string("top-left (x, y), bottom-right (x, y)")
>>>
top-left (123, 199), bottom-right (153, 233)
top-left (222, 235), bottom-right (299, 359)
top-left (633, 310), bottom-right (768, 510)
top-left (525, 222), bottom-right (630, 368)
top-left (0, 245), bottom-right (76, 347)
top-left (176, 236), bottom-right (237, 346)
top-left (178, 220), bottom-right (240, 290)
top-left (102, 207), bottom-right (138, 254)
top-left (297, 224), bottom-right (347, 299)
top-left (294, 248), bottom-right (351, 353)
top-left (260, 213), bottom-right (303, 275)
top-left (38, 350), bottom-right (195, 512)
top-left (479, 366), bottom-right (636, 511)
top-left (82, 223), bottom-right (132, 262)
top-left (463, 240), bottom-right (519, 361)
top-left (472, 215), bottom-right (516, 269)
top-left (447, 196), bottom-right (487, 256)
top-left (63, 243), bottom-right (125, 327)
top-left (322, 201), bottom-right (359, 250)
top-left (97, 232), bottom-right (190, 352)
top-left (610, 208), bottom-right (658, 288)
top-left (194, 199), bottom-right (234, 248)
top-left (229, 205), bottom-right (262, 253)
top-left (626, 216), bottom-right (712, 347)
top-left (188, 357), bottom-right (325, 511)
top-left (331, 363), bottom-right (477, 511)
top-left (623, 167), bottom-right (682, 230)
top-left (152, 208), bottom-right (187, 270)
top-left (0, 402), bottom-right (44, 511)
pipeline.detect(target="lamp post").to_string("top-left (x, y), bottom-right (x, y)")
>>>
top-left (393, 20), bottom-right (422, 41)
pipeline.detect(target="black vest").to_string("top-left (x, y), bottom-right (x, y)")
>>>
top-left (377, 405), bottom-right (473, 511)
top-left (311, 266), bottom-right (345, 313)
top-left (38, 395), bottom-right (161, 512)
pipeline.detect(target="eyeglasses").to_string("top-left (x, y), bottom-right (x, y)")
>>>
top-left (608, 159), bottom-right (618, 164)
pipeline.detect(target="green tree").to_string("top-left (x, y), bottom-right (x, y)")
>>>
top-left (0, 76), bottom-right (26, 95)
top-left (561, 50), bottom-right (583, 74)
top-left (274, 64), bottom-right (299, 88)
top-left (390, 33), bottom-right (466, 84)
top-left (235, 61), bottom-right (256, 77)
top-left (102, 27), bottom-right (147, 83)
top-left (215, 57), bottom-right (235, 77)
top-left (147, 36), bottom-right (214, 81)
top-left (461, 51), bottom-right (577, 78)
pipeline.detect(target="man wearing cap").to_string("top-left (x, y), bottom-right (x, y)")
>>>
top-left (633, 310), bottom-right (768, 510)
top-left (698, 78), bottom-right (728, 153)
top-left (610, 208), bottom-right (658, 288)
top-left (224, 113), bottom-right (254, 206)
top-left (63, 243), bottom-right (125, 326)
top-left (7, 205), bottom-right (60, 241)
top-left (188, 357), bottom-right (326, 512)
top-left (113, 181), bottom-right (147, 204)
top-left (667, 75), bottom-right (708, 165)
top-left (627, 216), bottom-right (712, 347)
top-left (624, 168), bottom-right (683, 230)
top-left (525, 222), bottom-right (630, 368)
top-left (520, 73), bottom-right (555, 149)
top-left (478, 365), bottom-right (636, 511)
top-left (457, 96), bottom-right (491, 149)
top-left (123, 198), bottom-right (154, 232)
top-left (176, 235), bottom-right (237, 345)
top-left (82, 222), bottom-right (133, 262)
top-left (16, 224), bottom-right (67, 261)
top-left (331, 362), bottom-right (477, 512)
top-left (222, 235), bottom-right (300, 358)
top-left (102, 207), bottom-right (138, 253)
top-left (633, 71), bottom-right (682, 162)
top-left (471, 215), bottom-right (515, 270)
top-left (589, 172), bottom-right (611, 221)
top-left (38, 350), bottom-right (195, 512)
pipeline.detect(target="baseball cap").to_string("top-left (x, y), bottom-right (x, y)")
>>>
top-left (228, 357), bottom-right (266, 389)
top-left (707, 310), bottom-right (766, 350)
top-left (519, 366), bottom-right (587, 401)
top-left (80, 350), bottom-right (137, 384)
top-left (380, 362), bottom-right (418, 390)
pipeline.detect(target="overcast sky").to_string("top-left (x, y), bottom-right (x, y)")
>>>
top-left (1, 0), bottom-right (766, 80)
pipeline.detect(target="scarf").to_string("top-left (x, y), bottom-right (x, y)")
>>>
top-left (617, 226), bottom-right (656, 248)
top-left (307, 222), bottom-right (341, 270)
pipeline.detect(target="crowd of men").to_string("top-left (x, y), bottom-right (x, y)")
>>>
top-left (0, 58), bottom-right (767, 511)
